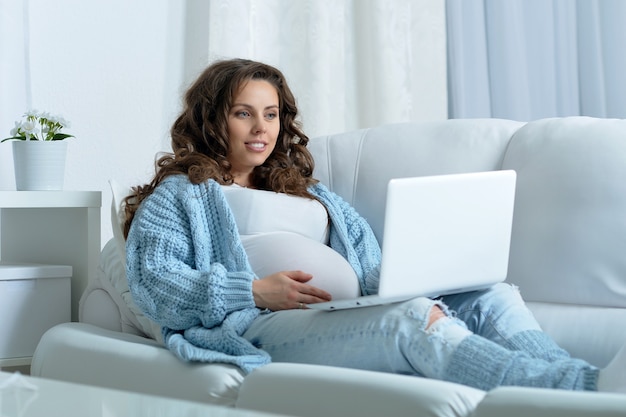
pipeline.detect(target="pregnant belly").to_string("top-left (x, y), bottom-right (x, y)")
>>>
top-left (241, 232), bottom-right (361, 300)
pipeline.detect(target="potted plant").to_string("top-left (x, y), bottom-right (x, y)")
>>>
top-left (2, 110), bottom-right (74, 191)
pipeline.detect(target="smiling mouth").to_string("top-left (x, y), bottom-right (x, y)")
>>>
top-left (246, 142), bottom-right (267, 150)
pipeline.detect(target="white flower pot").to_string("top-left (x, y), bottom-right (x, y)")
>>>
top-left (12, 140), bottom-right (68, 191)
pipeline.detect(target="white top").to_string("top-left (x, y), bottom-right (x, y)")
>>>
top-left (223, 186), bottom-right (360, 300)
top-left (222, 185), bottom-right (330, 243)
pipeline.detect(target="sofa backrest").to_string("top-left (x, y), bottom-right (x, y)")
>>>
top-left (503, 117), bottom-right (626, 366)
top-left (309, 116), bottom-right (626, 366)
top-left (503, 117), bottom-right (626, 309)
top-left (309, 119), bottom-right (523, 243)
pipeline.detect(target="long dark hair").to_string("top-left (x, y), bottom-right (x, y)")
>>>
top-left (123, 58), bottom-right (318, 237)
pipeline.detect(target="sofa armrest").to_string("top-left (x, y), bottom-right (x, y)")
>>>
top-left (31, 322), bottom-right (244, 406)
top-left (236, 362), bottom-right (485, 417)
top-left (470, 386), bottom-right (626, 417)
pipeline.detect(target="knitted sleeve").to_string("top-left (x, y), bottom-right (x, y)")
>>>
top-left (310, 183), bottom-right (382, 296)
top-left (125, 176), bottom-right (257, 331)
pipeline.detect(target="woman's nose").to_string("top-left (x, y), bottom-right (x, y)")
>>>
top-left (253, 121), bottom-right (267, 134)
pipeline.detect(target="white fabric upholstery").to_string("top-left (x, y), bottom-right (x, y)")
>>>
top-left (108, 178), bottom-right (129, 269)
top-left (526, 301), bottom-right (626, 368)
top-left (469, 386), bottom-right (626, 417)
top-left (32, 117), bottom-right (626, 416)
top-left (308, 118), bottom-right (524, 241)
top-left (502, 118), bottom-right (626, 367)
top-left (236, 363), bottom-right (485, 417)
top-left (79, 240), bottom-right (152, 338)
top-left (504, 118), bottom-right (626, 308)
top-left (31, 322), bottom-right (244, 406)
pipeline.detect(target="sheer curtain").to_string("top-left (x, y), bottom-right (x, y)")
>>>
top-left (446, 0), bottom-right (626, 120)
top-left (194, 0), bottom-right (447, 137)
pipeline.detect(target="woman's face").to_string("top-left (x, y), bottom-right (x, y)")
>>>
top-left (226, 79), bottom-right (280, 182)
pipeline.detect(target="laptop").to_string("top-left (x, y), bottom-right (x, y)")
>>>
top-left (308, 170), bottom-right (516, 310)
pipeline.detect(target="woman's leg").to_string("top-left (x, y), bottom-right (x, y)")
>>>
top-left (441, 283), bottom-right (571, 361)
top-left (242, 296), bottom-right (598, 391)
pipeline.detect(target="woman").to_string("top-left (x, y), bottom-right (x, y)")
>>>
top-left (124, 58), bottom-right (624, 392)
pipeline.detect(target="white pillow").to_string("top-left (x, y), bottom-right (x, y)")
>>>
top-left (109, 179), bottom-right (130, 268)
top-left (107, 179), bottom-right (162, 341)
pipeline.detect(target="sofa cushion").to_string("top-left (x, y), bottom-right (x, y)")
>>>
top-left (32, 322), bottom-right (245, 407)
top-left (527, 301), bottom-right (626, 367)
top-left (470, 385), bottom-right (626, 417)
top-left (503, 117), bottom-right (626, 308)
top-left (80, 239), bottom-right (161, 340)
top-left (237, 362), bottom-right (485, 417)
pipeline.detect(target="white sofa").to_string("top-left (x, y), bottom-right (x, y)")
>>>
top-left (32, 117), bottom-right (626, 416)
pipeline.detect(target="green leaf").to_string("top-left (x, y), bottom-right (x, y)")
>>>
top-left (51, 133), bottom-right (74, 140)
top-left (1, 136), bottom-right (26, 143)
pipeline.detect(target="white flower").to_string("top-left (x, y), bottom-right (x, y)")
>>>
top-left (10, 121), bottom-right (20, 137)
top-left (56, 116), bottom-right (70, 128)
top-left (20, 120), bottom-right (40, 139)
top-left (2, 110), bottom-right (74, 142)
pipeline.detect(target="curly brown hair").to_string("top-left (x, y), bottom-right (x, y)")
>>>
top-left (123, 58), bottom-right (318, 238)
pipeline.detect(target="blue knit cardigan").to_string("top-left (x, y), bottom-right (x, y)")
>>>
top-left (125, 175), bottom-right (382, 373)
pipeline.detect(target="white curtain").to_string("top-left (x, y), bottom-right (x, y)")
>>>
top-left (198, 0), bottom-right (447, 137)
top-left (446, 0), bottom-right (626, 120)
top-left (0, 0), bottom-right (29, 190)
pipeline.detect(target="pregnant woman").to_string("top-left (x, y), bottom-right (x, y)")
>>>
top-left (124, 58), bottom-right (625, 393)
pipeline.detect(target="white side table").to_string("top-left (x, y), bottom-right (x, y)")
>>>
top-left (0, 191), bottom-right (102, 323)
top-left (0, 264), bottom-right (71, 368)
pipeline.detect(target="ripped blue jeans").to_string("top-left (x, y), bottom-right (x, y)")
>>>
top-left (242, 283), bottom-right (599, 391)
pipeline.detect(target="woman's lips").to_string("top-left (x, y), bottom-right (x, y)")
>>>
top-left (245, 142), bottom-right (267, 152)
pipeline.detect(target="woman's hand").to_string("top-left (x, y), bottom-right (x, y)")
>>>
top-left (252, 270), bottom-right (332, 311)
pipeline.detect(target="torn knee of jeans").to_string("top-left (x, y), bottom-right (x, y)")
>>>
top-left (405, 298), bottom-right (455, 332)
top-left (435, 300), bottom-right (455, 318)
top-left (425, 315), bottom-right (472, 350)
top-left (426, 315), bottom-right (466, 334)
top-left (426, 300), bottom-right (469, 336)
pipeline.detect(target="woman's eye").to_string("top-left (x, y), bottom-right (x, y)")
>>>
top-left (236, 111), bottom-right (250, 118)
top-left (266, 113), bottom-right (278, 120)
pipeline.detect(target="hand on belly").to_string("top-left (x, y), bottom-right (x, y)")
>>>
top-left (242, 232), bottom-right (361, 300)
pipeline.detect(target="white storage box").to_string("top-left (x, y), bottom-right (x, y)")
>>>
top-left (0, 263), bottom-right (71, 361)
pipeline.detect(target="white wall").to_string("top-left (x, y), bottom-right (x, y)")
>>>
top-left (0, 0), bottom-right (187, 246)
top-left (0, 0), bottom-right (446, 248)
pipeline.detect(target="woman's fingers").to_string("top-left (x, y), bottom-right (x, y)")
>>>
top-left (253, 270), bottom-right (332, 310)
top-left (283, 270), bottom-right (332, 302)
